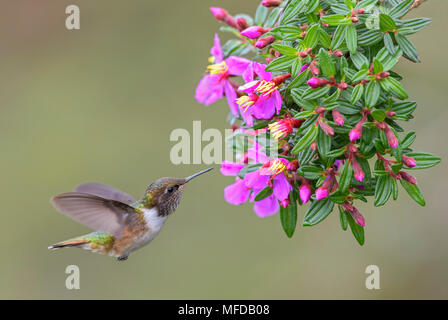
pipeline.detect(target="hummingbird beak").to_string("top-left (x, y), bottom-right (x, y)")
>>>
top-left (184, 167), bottom-right (213, 183)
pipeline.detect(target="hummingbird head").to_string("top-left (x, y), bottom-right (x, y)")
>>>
top-left (143, 168), bottom-right (213, 216)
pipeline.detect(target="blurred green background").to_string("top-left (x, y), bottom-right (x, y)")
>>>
top-left (0, 0), bottom-right (446, 299)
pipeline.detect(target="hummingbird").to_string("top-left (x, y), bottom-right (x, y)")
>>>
top-left (48, 168), bottom-right (213, 261)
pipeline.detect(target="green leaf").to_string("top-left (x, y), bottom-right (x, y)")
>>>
top-left (319, 28), bottom-right (332, 48)
top-left (327, 146), bottom-right (347, 158)
top-left (272, 44), bottom-right (299, 56)
top-left (303, 198), bottom-right (335, 226)
top-left (396, 33), bottom-right (420, 62)
top-left (398, 18), bottom-right (432, 36)
top-left (292, 125), bottom-right (319, 154)
top-left (355, 0), bottom-right (378, 11)
top-left (317, 126), bottom-right (332, 157)
top-left (318, 48), bottom-right (335, 77)
top-left (303, 24), bottom-right (320, 49)
top-left (347, 211), bottom-right (365, 245)
top-left (374, 174), bottom-right (393, 206)
top-left (280, 0), bottom-right (307, 24)
top-left (339, 161), bottom-right (353, 193)
top-left (400, 179), bottom-right (426, 206)
top-left (270, 26), bottom-right (302, 41)
top-left (331, 24), bottom-right (346, 49)
top-left (405, 152), bottom-right (441, 170)
top-left (346, 24), bottom-right (357, 54)
top-left (401, 132), bottom-right (416, 149)
top-left (373, 58), bottom-right (383, 74)
top-left (265, 7), bottom-right (282, 28)
top-left (390, 0), bottom-right (413, 19)
top-left (371, 109), bottom-right (386, 122)
top-left (321, 14), bottom-right (351, 26)
top-left (383, 33), bottom-right (396, 55)
top-left (381, 77), bottom-right (408, 100)
top-left (351, 84), bottom-right (364, 104)
top-left (255, 3), bottom-right (268, 25)
top-left (288, 69), bottom-right (310, 89)
top-left (302, 86), bottom-right (330, 99)
top-left (297, 165), bottom-right (323, 180)
top-left (254, 186), bottom-right (273, 201)
top-left (280, 193), bottom-right (298, 238)
top-left (305, 0), bottom-right (320, 14)
top-left (265, 55), bottom-right (296, 72)
top-left (379, 14), bottom-right (397, 33)
top-left (339, 206), bottom-right (348, 231)
top-left (365, 81), bottom-right (381, 107)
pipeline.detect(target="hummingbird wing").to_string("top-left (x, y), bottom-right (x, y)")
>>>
top-left (74, 183), bottom-right (135, 204)
top-left (51, 192), bottom-right (138, 237)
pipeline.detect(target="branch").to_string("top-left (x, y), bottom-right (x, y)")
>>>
top-left (411, 0), bottom-right (427, 9)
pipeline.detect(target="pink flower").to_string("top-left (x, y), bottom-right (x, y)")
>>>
top-left (255, 36), bottom-right (275, 49)
top-left (399, 171), bottom-right (417, 185)
top-left (402, 154), bottom-right (417, 168)
top-left (315, 187), bottom-right (329, 200)
top-left (307, 77), bottom-right (328, 89)
top-left (349, 113), bottom-right (367, 142)
top-left (385, 125), bottom-right (398, 148)
top-left (237, 62), bottom-right (286, 126)
top-left (210, 7), bottom-right (227, 20)
top-left (351, 157), bottom-right (365, 182)
top-left (268, 118), bottom-right (299, 140)
top-left (262, 0), bottom-right (282, 7)
top-left (241, 26), bottom-right (270, 39)
top-left (196, 34), bottom-right (250, 116)
top-left (221, 143), bottom-right (293, 217)
top-left (299, 184), bottom-right (312, 204)
top-left (318, 118), bottom-right (334, 136)
top-left (332, 109), bottom-right (345, 126)
top-left (342, 201), bottom-right (365, 227)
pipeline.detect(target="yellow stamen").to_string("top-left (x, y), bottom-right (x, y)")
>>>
top-left (208, 56), bottom-right (215, 64)
top-left (254, 80), bottom-right (277, 97)
top-left (236, 96), bottom-right (255, 112)
top-left (268, 122), bottom-right (285, 140)
top-left (207, 61), bottom-right (228, 75)
top-left (269, 159), bottom-right (287, 175)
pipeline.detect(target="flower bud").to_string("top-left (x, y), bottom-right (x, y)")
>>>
top-left (241, 26), bottom-right (268, 39)
top-left (262, 0), bottom-right (282, 7)
top-left (352, 16), bottom-right (359, 23)
top-left (399, 171), bottom-right (418, 185)
top-left (342, 201), bottom-right (366, 227)
top-left (237, 17), bottom-right (249, 31)
top-left (332, 50), bottom-right (344, 57)
top-left (299, 64), bottom-right (309, 74)
top-left (332, 109), bottom-right (345, 126)
top-left (280, 198), bottom-right (290, 208)
top-left (385, 125), bottom-right (398, 148)
top-left (315, 186), bottom-right (329, 200)
top-left (402, 154), bottom-right (417, 168)
top-left (338, 82), bottom-right (348, 90)
top-left (210, 7), bottom-right (227, 21)
top-left (349, 115), bottom-right (366, 142)
top-left (352, 157), bottom-right (365, 182)
top-left (299, 184), bottom-right (312, 204)
top-left (286, 160), bottom-right (299, 171)
top-left (255, 36), bottom-right (275, 49)
top-left (355, 8), bottom-right (365, 14)
top-left (307, 77), bottom-right (327, 89)
top-left (318, 118), bottom-right (335, 136)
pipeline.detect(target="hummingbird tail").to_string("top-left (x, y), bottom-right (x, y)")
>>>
top-left (48, 232), bottom-right (117, 257)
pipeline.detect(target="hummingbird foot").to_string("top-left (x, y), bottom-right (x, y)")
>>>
top-left (117, 255), bottom-right (129, 261)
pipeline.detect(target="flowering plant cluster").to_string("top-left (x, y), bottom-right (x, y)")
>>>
top-left (196, 0), bottom-right (440, 244)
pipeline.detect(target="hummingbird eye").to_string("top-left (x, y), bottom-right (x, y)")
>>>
top-left (167, 186), bottom-right (177, 193)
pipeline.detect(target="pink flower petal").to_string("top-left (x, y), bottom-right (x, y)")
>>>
top-left (210, 33), bottom-right (223, 63)
top-left (220, 161), bottom-right (244, 176)
top-left (195, 75), bottom-right (224, 105)
top-left (253, 194), bottom-right (279, 217)
top-left (224, 179), bottom-right (250, 205)
top-left (225, 56), bottom-right (251, 76)
top-left (273, 173), bottom-right (292, 201)
top-left (223, 80), bottom-right (239, 116)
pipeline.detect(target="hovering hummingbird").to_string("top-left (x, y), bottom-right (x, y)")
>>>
top-left (48, 168), bottom-right (213, 261)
